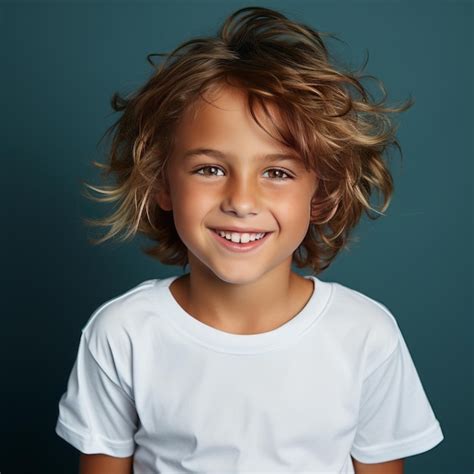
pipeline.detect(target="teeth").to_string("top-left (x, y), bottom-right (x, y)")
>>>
top-left (216, 230), bottom-right (266, 243)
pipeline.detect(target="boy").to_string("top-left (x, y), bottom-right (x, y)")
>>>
top-left (56, 6), bottom-right (444, 473)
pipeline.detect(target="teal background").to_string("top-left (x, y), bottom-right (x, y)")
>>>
top-left (2, 1), bottom-right (472, 472)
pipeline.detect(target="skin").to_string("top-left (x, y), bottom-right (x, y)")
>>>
top-left (157, 84), bottom-right (318, 334)
top-left (79, 453), bottom-right (132, 473)
top-left (79, 83), bottom-right (404, 473)
top-left (352, 457), bottom-right (404, 473)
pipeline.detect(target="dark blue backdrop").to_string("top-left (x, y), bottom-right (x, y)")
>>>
top-left (1, 1), bottom-right (472, 473)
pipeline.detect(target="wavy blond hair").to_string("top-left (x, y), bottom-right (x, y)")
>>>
top-left (82, 5), bottom-right (413, 275)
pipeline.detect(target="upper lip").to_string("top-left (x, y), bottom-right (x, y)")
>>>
top-left (211, 226), bottom-right (272, 234)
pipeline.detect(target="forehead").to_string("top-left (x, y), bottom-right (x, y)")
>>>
top-left (173, 84), bottom-right (291, 153)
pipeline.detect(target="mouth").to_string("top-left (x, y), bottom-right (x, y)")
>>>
top-left (209, 228), bottom-right (273, 253)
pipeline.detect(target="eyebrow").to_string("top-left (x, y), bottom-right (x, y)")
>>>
top-left (182, 148), bottom-right (300, 162)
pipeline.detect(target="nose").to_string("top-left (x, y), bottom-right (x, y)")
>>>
top-left (220, 173), bottom-right (261, 217)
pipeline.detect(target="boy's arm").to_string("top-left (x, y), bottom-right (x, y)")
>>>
top-left (79, 453), bottom-right (133, 474)
top-left (352, 456), bottom-right (404, 473)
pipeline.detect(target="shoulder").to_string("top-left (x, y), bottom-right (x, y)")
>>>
top-left (81, 278), bottom-right (160, 356)
top-left (327, 280), bottom-right (402, 374)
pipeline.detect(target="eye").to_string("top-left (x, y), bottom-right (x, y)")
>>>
top-left (194, 166), bottom-right (225, 177)
top-left (263, 168), bottom-right (293, 180)
top-left (192, 166), bottom-right (294, 180)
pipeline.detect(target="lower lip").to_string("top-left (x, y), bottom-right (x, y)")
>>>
top-left (210, 229), bottom-right (272, 253)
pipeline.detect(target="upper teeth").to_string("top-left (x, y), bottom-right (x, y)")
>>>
top-left (216, 230), bottom-right (266, 243)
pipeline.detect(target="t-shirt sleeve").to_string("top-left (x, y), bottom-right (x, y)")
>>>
top-left (55, 328), bottom-right (138, 457)
top-left (350, 321), bottom-right (444, 463)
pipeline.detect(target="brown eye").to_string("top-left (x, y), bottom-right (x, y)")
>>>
top-left (264, 168), bottom-right (293, 180)
top-left (194, 166), bottom-right (224, 177)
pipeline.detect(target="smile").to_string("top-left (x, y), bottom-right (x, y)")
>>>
top-left (209, 228), bottom-right (273, 253)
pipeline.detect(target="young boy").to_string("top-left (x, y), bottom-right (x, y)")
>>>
top-left (55, 6), bottom-right (444, 473)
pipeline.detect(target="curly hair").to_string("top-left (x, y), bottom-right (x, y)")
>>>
top-left (82, 5), bottom-right (413, 275)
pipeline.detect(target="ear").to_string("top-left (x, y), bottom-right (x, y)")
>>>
top-left (156, 188), bottom-right (173, 212)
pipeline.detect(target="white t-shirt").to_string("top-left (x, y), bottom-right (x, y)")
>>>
top-left (55, 275), bottom-right (444, 473)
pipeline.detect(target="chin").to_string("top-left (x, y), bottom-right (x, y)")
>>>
top-left (207, 264), bottom-right (267, 286)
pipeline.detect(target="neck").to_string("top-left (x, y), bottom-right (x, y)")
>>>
top-left (170, 259), bottom-right (313, 335)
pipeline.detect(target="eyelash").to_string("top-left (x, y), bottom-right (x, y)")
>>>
top-left (193, 166), bottom-right (294, 181)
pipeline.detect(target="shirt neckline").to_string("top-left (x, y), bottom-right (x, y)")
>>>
top-left (153, 274), bottom-right (333, 354)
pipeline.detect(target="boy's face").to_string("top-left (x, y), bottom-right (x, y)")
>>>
top-left (157, 84), bottom-right (318, 285)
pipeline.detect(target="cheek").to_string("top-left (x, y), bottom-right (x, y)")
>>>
top-left (274, 191), bottom-right (313, 243)
top-left (277, 189), bottom-right (312, 223)
top-left (171, 183), bottom-right (216, 227)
